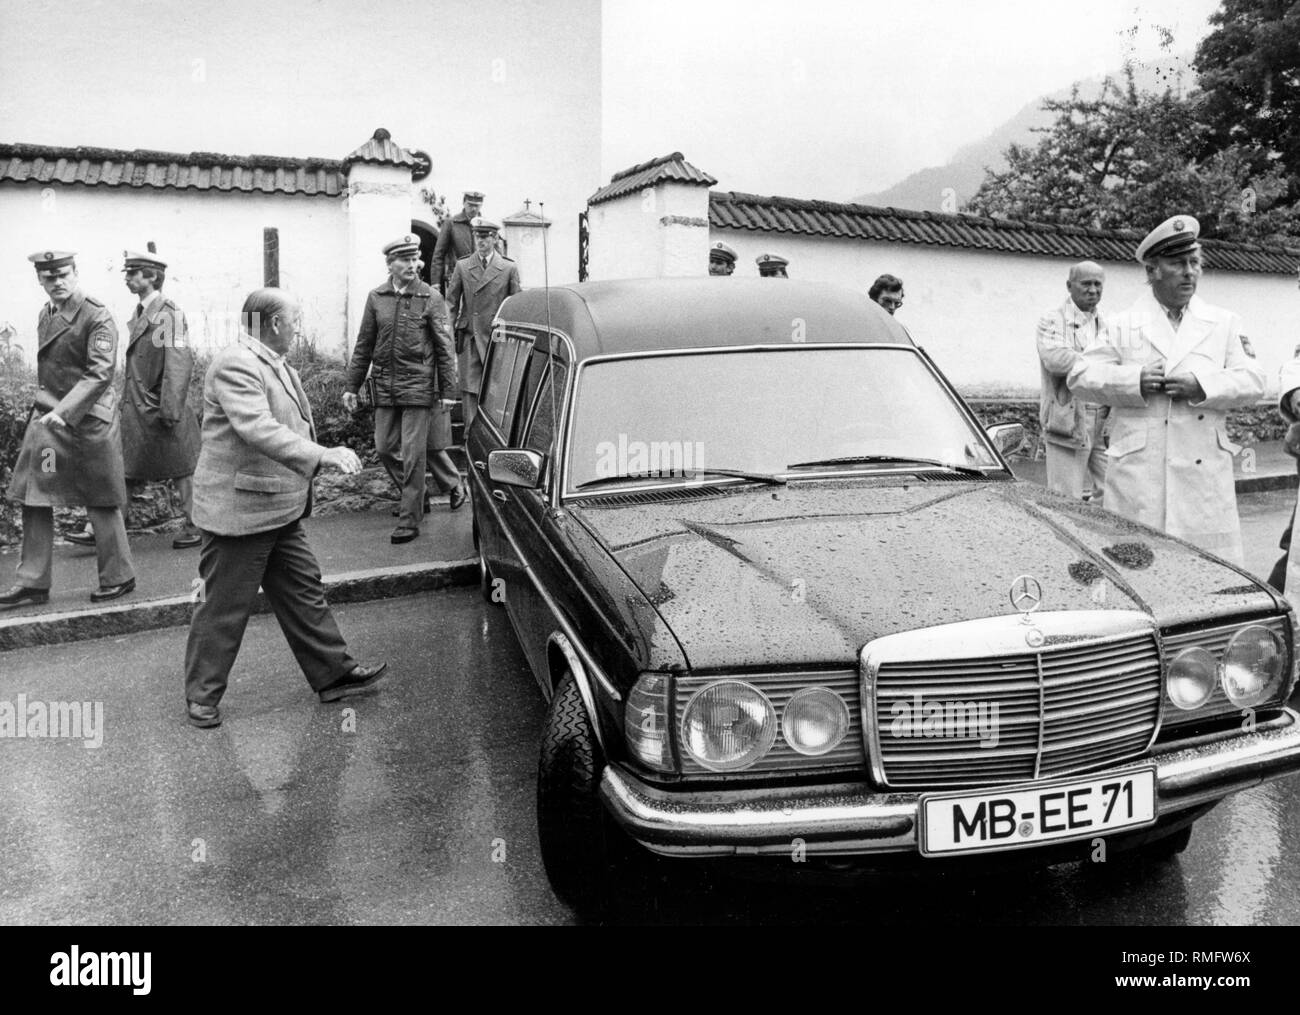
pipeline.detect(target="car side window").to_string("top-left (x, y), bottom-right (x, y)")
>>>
top-left (523, 358), bottom-right (569, 457)
top-left (479, 333), bottom-right (531, 436)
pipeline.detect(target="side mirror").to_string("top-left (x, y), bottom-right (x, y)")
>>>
top-left (489, 449), bottom-right (545, 489)
top-left (986, 423), bottom-right (1026, 458)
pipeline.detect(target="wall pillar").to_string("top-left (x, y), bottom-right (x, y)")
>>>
top-left (503, 202), bottom-right (552, 288)
top-left (345, 161), bottom-right (416, 350)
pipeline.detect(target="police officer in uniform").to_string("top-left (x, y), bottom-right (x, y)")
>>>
top-left (1068, 216), bottom-right (1265, 563)
top-left (344, 235), bottom-right (458, 544)
top-left (2, 250), bottom-right (136, 606)
top-left (446, 218), bottom-right (522, 428)
top-left (431, 190), bottom-right (484, 295)
top-left (709, 242), bottom-right (737, 276)
top-left (756, 253), bottom-right (790, 278)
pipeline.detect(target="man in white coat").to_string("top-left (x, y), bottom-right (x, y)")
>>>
top-left (1067, 215), bottom-right (1265, 564)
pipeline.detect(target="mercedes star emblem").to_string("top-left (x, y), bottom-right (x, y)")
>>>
top-left (1010, 575), bottom-right (1043, 617)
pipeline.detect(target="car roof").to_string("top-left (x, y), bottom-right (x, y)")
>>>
top-left (494, 277), bottom-right (916, 361)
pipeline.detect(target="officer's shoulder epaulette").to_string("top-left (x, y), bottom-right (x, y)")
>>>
top-left (455, 251), bottom-right (476, 262)
top-left (83, 294), bottom-right (105, 308)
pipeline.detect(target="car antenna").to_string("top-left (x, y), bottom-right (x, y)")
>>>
top-left (540, 201), bottom-right (560, 487)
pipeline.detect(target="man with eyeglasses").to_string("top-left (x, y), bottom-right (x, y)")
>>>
top-left (869, 274), bottom-right (904, 314)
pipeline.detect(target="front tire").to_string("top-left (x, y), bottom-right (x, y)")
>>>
top-left (537, 673), bottom-right (624, 913)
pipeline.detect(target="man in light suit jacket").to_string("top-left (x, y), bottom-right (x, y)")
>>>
top-left (1035, 261), bottom-right (1109, 503)
top-left (446, 217), bottom-right (522, 427)
top-left (183, 288), bottom-right (387, 728)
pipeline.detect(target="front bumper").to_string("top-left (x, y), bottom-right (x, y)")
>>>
top-left (600, 708), bottom-right (1300, 857)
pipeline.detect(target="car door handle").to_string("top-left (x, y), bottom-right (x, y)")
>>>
top-left (491, 490), bottom-right (508, 503)
top-left (473, 460), bottom-right (486, 472)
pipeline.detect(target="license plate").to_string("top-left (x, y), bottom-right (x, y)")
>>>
top-left (919, 767), bottom-right (1156, 856)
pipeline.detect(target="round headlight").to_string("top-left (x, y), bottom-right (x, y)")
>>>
top-left (681, 680), bottom-right (777, 771)
top-left (782, 686), bottom-right (850, 756)
top-left (1222, 626), bottom-right (1286, 708)
top-left (1167, 647), bottom-right (1217, 710)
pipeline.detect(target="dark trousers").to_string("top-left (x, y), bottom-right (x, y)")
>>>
top-left (183, 520), bottom-right (356, 706)
top-left (374, 406), bottom-right (429, 527)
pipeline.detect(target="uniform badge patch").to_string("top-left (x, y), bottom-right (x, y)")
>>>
top-left (95, 335), bottom-right (113, 353)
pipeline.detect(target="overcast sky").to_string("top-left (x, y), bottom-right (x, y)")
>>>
top-left (0, 0), bottom-right (1225, 202)
top-left (601, 0), bottom-right (1225, 199)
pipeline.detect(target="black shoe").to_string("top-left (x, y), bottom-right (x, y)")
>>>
top-left (390, 526), bottom-right (419, 544)
top-left (0, 584), bottom-right (49, 607)
top-left (64, 528), bottom-right (96, 546)
top-left (172, 529), bottom-right (202, 549)
top-left (449, 485), bottom-right (467, 510)
top-left (187, 701), bottom-right (221, 728)
top-left (318, 662), bottom-right (388, 702)
top-left (90, 578), bottom-right (136, 603)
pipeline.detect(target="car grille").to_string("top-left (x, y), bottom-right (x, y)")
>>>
top-left (871, 629), bottom-right (1161, 788)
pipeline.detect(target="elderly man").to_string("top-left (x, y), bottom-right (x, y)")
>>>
top-left (868, 274), bottom-right (905, 314)
top-left (431, 190), bottom-right (484, 295)
top-left (1068, 216), bottom-right (1265, 563)
top-left (1036, 261), bottom-right (1108, 502)
top-left (2, 250), bottom-right (136, 607)
top-left (447, 217), bottom-right (522, 427)
top-left (344, 235), bottom-right (458, 544)
top-left (184, 288), bottom-right (386, 728)
top-left (709, 241), bottom-right (737, 276)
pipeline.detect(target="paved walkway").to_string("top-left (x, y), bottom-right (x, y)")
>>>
top-left (0, 499), bottom-right (475, 650)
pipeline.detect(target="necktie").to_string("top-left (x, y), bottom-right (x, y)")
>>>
top-left (133, 304), bottom-right (143, 320)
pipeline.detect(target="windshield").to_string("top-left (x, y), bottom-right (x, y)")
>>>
top-left (565, 347), bottom-right (1002, 492)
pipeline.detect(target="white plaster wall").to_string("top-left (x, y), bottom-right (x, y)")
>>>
top-left (587, 193), bottom-right (660, 281)
top-left (712, 228), bottom-right (1299, 398)
top-left (345, 163), bottom-right (420, 351)
top-left (0, 184), bottom-right (348, 361)
top-left (657, 182), bottom-right (710, 278)
top-left (503, 222), bottom-right (551, 289)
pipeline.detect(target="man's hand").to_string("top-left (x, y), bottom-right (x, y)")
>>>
top-left (1163, 373), bottom-right (1205, 402)
top-left (38, 410), bottom-right (67, 428)
top-left (320, 447), bottom-right (363, 474)
top-left (1139, 362), bottom-right (1166, 395)
top-left (342, 392), bottom-right (359, 413)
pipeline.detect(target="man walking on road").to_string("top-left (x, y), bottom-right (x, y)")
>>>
top-left (1068, 216), bottom-right (1265, 564)
top-left (2, 250), bottom-right (136, 607)
top-left (1036, 261), bottom-right (1109, 503)
top-left (184, 288), bottom-right (387, 728)
top-left (344, 235), bottom-right (458, 544)
top-left (446, 217), bottom-right (521, 428)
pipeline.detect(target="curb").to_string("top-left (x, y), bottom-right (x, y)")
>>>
top-left (0, 558), bottom-right (477, 653)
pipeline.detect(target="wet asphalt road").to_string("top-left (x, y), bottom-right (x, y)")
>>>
top-left (2, 569), bottom-right (1300, 926)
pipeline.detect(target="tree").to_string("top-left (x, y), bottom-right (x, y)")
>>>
top-left (965, 68), bottom-right (1300, 244)
top-left (1194, 0), bottom-right (1300, 200)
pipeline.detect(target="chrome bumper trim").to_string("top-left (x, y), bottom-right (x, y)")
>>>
top-left (600, 708), bottom-right (1300, 857)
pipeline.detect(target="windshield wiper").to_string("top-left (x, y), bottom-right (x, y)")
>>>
top-left (576, 466), bottom-right (786, 491)
top-left (784, 455), bottom-right (987, 476)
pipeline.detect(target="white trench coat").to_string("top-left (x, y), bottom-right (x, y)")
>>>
top-left (1067, 291), bottom-right (1265, 564)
